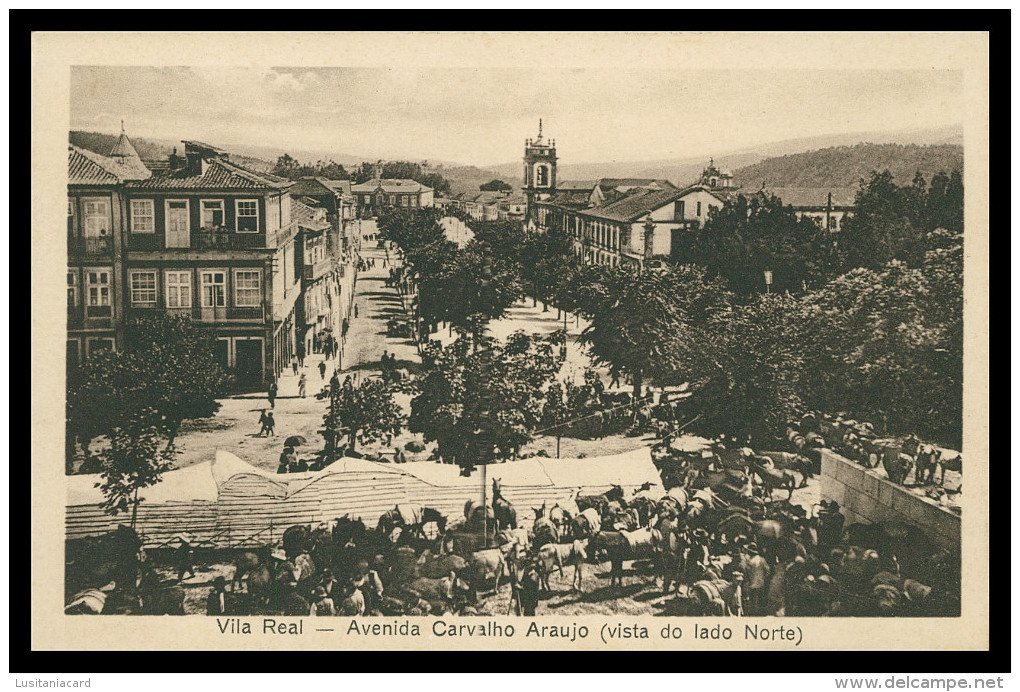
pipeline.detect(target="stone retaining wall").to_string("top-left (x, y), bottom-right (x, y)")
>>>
top-left (820, 449), bottom-right (960, 554)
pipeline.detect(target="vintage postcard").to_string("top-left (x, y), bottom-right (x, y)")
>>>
top-left (31, 31), bottom-right (989, 652)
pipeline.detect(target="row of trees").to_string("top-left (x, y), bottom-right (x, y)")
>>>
top-left (378, 172), bottom-right (964, 449)
top-left (557, 230), bottom-right (964, 448)
top-left (271, 155), bottom-right (453, 196)
top-left (676, 169), bottom-right (964, 297)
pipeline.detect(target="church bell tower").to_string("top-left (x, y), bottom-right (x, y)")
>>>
top-left (523, 119), bottom-right (557, 216)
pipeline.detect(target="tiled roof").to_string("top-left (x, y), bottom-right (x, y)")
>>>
top-left (766, 186), bottom-right (857, 209)
top-left (350, 178), bottom-right (432, 194)
top-left (541, 190), bottom-right (591, 209)
top-left (291, 198), bottom-right (330, 230)
top-left (127, 158), bottom-right (292, 191)
top-left (319, 179), bottom-right (352, 196)
top-left (556, 180), bottom-right (598, 191)
top-left (68, 145), bottom-right (151, 185)
top-left (291, 177), bottom-right (353, 198)
top-left (581, 187), bottom-right (683, 223)
top-left (597, 178), bottom-right (676, 191)
top-left (183, 140), bottom-right (229, 155)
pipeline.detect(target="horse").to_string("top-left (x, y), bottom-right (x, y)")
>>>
top-left (378, 504), bottom-right (448, 542)
top-left (751, 460), bottom-right (797, 501)
top-left (575, 484), bottom-right (625, 516)
top-left (757, 451), bottom-right (814, 487)
top-left (536, 540), bottom-right (588, 591)
top-left (936, 453), bottom-right (962, 486)
top-left (491, 478), bottom-right (518, 530)
top-left (589, 529), bottom-right (658, 588)
top-left (913, 444), bottom-right (942, 486)
top-left (530, 515), bottom-right (560, 550)
top-left (571, 507), bottom-right (603, 540)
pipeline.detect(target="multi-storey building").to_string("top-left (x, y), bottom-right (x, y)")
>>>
top-left (67, 132), bottom-right (152, 370)
top-left (67, 132), bottom-right (357, 391)
top-left (292, 197), bottom-right (354, 360)
top-left (351, 178), bottom-right (434, 217)
top-left (287, 176), bottom-right (358, 251)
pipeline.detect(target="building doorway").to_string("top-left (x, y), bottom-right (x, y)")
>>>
top-left (234, 338), bottom-right (264, 389)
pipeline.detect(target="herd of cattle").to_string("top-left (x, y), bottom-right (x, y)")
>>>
top-left (65, 412), bottom-right (961, 617)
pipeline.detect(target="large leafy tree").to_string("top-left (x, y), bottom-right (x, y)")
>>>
top-left (322, 377), bottom-right (404, 457)
top-left (440, 240), bottom-right (524, 347)
top-left (67, 312), bottom-right (231, 454)
top-left (579, 264), bottom-right (732, 397)
top-left (409, 332), bottom-right (564, 474)
top-left (796, 231), bottom-right (963, 446)
top-left (680, 192), bottom-right (838, 294)
top-left (838, 170), bottom-right (923, 271)
top-left (676, 294), bottom-right (806, 443)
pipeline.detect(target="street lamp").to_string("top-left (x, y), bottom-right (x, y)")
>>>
top-left (763, 269), bottom-right (773, 295)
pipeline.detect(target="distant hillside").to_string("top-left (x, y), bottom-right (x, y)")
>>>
top-left (484, 125), bottom-right (963, 188)
top-left (70, 130), bottom-right (175, 161)
top-left (434, 164), bottom-right (521, 198)
top-left (731, 143), bottom-right (964, 189)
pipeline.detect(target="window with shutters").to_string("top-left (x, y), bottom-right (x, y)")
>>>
top-left (86, 270), bottom-right (111, 306)
top-left (67, 270), bottom-right (79, 307)
top-left (201, 199), bottom-right (225, 229)
top-left (201, 271), bottom-right (226, 307)
top-left (83, 198), bottom-right (111, 237)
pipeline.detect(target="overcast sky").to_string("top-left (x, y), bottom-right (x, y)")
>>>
top-left (70, 66), bottom-right (963, 167)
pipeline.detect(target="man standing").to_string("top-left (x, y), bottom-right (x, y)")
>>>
top-left (298, 372), bottom-right (307, 398)
top-left (744, 543), bottom-right (770, 616)
top-left (268, 381), bottom-right (278, 409)
top-left (318, 360), bottom-right (327, 381)
top-left (175, 536), bottom-right (196, 583)
top-left (206, 576), bottom-right (229, 615)
top-left (353, 560), bottom-right (384, 615)
top-left (264, 412), bottom-right (276, 437)
top-left (519, 561), bottom-right (541, 616)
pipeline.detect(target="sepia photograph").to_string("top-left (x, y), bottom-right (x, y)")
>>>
top-left (30, 30), bottom-right (990, 653)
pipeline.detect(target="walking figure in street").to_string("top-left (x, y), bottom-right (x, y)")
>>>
top-left (609, 366), bottom-right (621, 390)
top-left (268, 381), bottom-right (278, 409)
top-left (298, 372), bottom-right (307, 398)
top-left (176, 537), bottom-right (196, 583)
top-left (257, 409), bottom-right (270, 437)
top-left (318, 360), bottom-right (327, 381)
top-left (264, 412), bottom-right (276, 437)
top-left (291, 358), bottom-right (298, 376)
